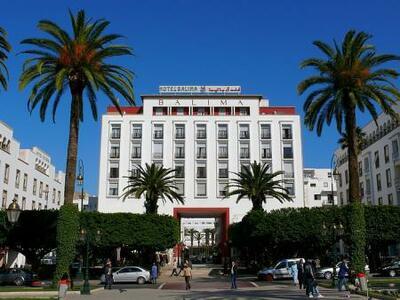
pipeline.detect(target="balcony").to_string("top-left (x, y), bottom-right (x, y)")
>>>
top-left (218, 151), bottom-right (228, 159)
top-left (111, 132), bottom-right (121, 139)
top-left (219, 169), bottom-right (228, 178)
top-left (176, 133), bottom-right (185, 139)
top-left (132, 132), bottom-right (142, 139)
top-left (153, 131), bottom-right (163, 139)
top-left (218, 131), bottom-right (228, 139)
top-left (175, 151), bottom-right (185, 159)
top-left (197, 131), bottom-right (207, 139)
top-left (261, 131), bottom-right (271, 139)
top-left (240, 131), bottom-right (250, 139)
top-left (240, 150), bottom-right (250, 159)
top-left (110, 151), bottom-right (120, 159)
top-left (132, 151), bottom-right (141, 159)
top-left (153, 152), bottom-right (163, 159)
top-left (261, 151), bottom-right (272, 159)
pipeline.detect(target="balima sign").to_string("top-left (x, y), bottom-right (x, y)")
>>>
top-left (159, 86), bottom-right (241, 94)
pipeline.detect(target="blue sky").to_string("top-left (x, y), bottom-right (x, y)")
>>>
top-left (1, 0), bottom-right (400, 194)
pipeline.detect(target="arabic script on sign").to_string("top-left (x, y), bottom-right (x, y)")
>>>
top-left (159, 86), bottom-right (241, 94)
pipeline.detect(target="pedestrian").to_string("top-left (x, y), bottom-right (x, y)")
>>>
top-left (151, 263), bottom-right (158, 284)
top-left (58, 273), bottom-right (69, 300)
top-left (183, 263), bottom-right (192, 290)
top-left (311, 260), bottom-right (324, 298)
top-left (104, 259), bottom-right (113, 290)
top-left (170, 259), bottom-right (179, 277)
top-left (297, 258), bottom-right (305, 289)
top-left (230, 261), bottom-right (238, 289)
top-left (338, 258), bottom-right (349, 292)
top-left (289, 261), bottom-right (298, 286)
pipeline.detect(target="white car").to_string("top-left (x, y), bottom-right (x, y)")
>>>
top-left (316, 262), bottom-right (370, 280)
top-left (100, 266), bottom-right (150, 284)
top-left (257, 258), bottom-right (303, 281)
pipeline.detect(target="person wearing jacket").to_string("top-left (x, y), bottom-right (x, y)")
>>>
top-left (231, 261), bottom-right (238, 289)
top-left (297, 259), bottom-right (305, 289)
top-left (338, 259), bottom-right (349, 291)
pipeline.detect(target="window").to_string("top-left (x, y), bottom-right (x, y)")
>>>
top-left (38, 203), bottom-right (42, 210)
top-left (366, 178), bottom-right (371, 195)
top-left (130, 165), bottom-right (140, 178)
top-left (384, 145), bottom-right (390, 163)
top-left (175, 124), bottom-right (185, 139)
top-left (33, 179), bottom-right (37, 195)
top-left (175, 182), bottom-right (184, 196)
top-left (376, 173), bottom-right (382, 191)
top-left (108, 182), bottom-right (119, 196)
top-left (314, 194), bottom-right (321, 200)
top-left (152, 142), bottom-right (163, 159)
top-left (218, 182), bottom-right (228, 197)
top-left (196, 182), bottom-right (207, 196)
top-left (45, 185), bottom-right (49, 200)
top-left (340, 192), bottom-right (344, 206)
top-left (310, 183), bottom-right (316, 187)
top-left (388, 194), bottom-right (394, 205)
top-left (238, 107), bottom-right (250, 116)
top-left (374, 151), bottom-right (380, 168)
top-left (218, 124), bottom-right (228, 139)
top-left (218, 143), bottom-right (228, 159)
top-left (196, 143), bottom-right (207, 159)
top-left (378, 197), bottom-right (383, 205)
top-left (110, 144), bottom-right (120, 158)
top-left (111, 124), bottom-right (121, 139)
top-left (196, 124), bottom-right (206, 139)
top-left (359, 182), bottom-right (364, 198)
top-left (196, 163), bottom-right (207, 178)
top-left (239, 143), bottom-right (250, 159)
top-left (392, 140), bottom-right (399, 158)
top-left (283, 143), bottom-right (293, 159)
top-left (39, 182), bottom-right (43, 198)
top-left (153, 124), bottom-right (164, 139)
top-left (21, 197), bottom-right (26, 210)
top-left (2, 190), bottom-right (7, 209)
top-left (285, 181), bottom-right (295, 196)
top-left (176, 107), bottom-right (185, 116)
top-left (175, 164), bottom-right (185, 178)
top-left (345, 170), bottom-right (348, 184)
top-left (282, 124), bottom-right (293, 139)
top-left (260, 124), bottom-right (271, 139)
top-left (283, 161), bottom-right (294, 178)
top-left (218, 162), bottom-right (229, 178)
top-left (239, 124), bottom-right (250, 139)
top-left (240, 162), bottom-right (250, 173)
top-left (109, 162), bottom-right (119, 179)
top-left (364, 157), bottom-right (370, 173)
top-left (15, 170), bottom-right (21, 189)
top-left (358, 161), bottom-right (363, 176)
top-left (175, 143), bottom-right (185, 158)
top-left (52, 188), bottom-right (56, 203)
top-left (386, 169), bottom-right (392, 188)
top-left (23, 174), bottom-right (28, 191)
top-left (261, 143), bottom-right (272, 159)
top-left (132, 124), bottom-right (142, 139)
top-left (338, 173), bottom-right (342, 187)
top-left (32, 200), bottom-right (36, 210)
top-left (57, 191), bottom-right (61, 205)
top-left (131, 144), bottom-right (141, 158)
top-left (3, 164), bottom-right (9, 183)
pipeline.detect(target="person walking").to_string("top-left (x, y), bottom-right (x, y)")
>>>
top-left (58, 273), bottom-right (69, 300)
top-left (170, 259), bottom-right (178, 277)
top-left (311, 260), bottom-right (324, 298)
top-left (104, 259), bottom-right (113, 290)
top-left (289, 261), bottom-right (298, 286)
top-left (297, 258), bottom-right (305, 289)
top-left (338, 259), bottom-right (349, 292)
top-left (183, 263), bottom-right (192, 290)
top-left (230, 261), bottom-right (238, 289)
top-left (151, 263), bottom-right (158, 284)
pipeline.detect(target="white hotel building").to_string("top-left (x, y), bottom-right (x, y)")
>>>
top-left (0, 120), bottom-right (65, 211)
top-left (97, 86), bottom-right (305, 251)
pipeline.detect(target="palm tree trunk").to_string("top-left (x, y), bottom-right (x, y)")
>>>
top-left (64, 93), bottom-right (81, 204)
top-left (251, 198), bottom-right (263, 211)
top-left (345, 108), bottom-right (361, 203)
top-left (145, 197), bottom-right (158, 214)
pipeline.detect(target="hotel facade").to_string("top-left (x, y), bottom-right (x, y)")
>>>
top-left (97, 86), bottom-right (305, 238)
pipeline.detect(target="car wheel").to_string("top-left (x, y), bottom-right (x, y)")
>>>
top-left (137, 277), bottom-right (146, 285)
top-left (14, 277), bottom-right (24, 286)
top-left (389, 270), bottom-right (396, 277)
top-left (265, 274), bottom-right (273, 282)
top-left (324, 272), bottom-right (332, 280)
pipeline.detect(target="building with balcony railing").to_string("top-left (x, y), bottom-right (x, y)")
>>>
top-left (303, 168), bottom-right (337, 207)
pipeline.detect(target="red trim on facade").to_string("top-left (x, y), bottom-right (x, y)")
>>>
top-left (259, 107), bottom-right (296, 115)
top-left (107, 106), bottom-right (143, 114)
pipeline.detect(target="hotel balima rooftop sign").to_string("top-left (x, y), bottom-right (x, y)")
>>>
top-left (159, 85), bottom-right (241, 94)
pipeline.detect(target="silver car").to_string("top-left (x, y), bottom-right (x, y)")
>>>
top-left (100, 266), bottom-right (150, 284)
top-left (316, 262), bottom-right (370, 279)
top-left (257, 258), bottom-right (303, 281)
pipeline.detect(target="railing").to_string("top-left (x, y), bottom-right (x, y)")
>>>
top-left (218, 151), bottom-right (228, 159)
top-left (132, 132), bottom-right (142, 139)
top-left (175, 152), bottom-right (185, 159)
top-left (240, 151), bottom-right (250, 159)
top-left (218, 131), bottom-right (228, 139)
top-left (197, 131), bottom-right (207, 139)
top-left (176, 133), bottom-right (185, 139)
top-left (153, 132), bottom-right (163, 139)
top-left (240, 132), bottom-right (250, 139)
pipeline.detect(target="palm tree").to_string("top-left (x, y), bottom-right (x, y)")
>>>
top-left (186, 228), bottom-right (197, 255)
top-left (338, 126), bottom-right (366, 154)
top-left (227, 161), bottom-right (292, 211)
top-left (209, 228), bottom-right (216, 247)
top-left (122, 163), bottom-right (184, 214)
top-left (0, 26), bottom-right (11, 91)
top-left (298, 30), bottom-right (400, 204)
top-left (19, 10), bottom-right (135, 205)
top-left (194, 231), bottom-right (202, 248)
top-left (298, 30), bottom-right (400, 274)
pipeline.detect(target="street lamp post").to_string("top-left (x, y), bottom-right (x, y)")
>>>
top-left (80, 228), bottom-right (101, 295)
top-left (6, 198), bottom-right (21, 225)
top-left (77, 159), bottom-right (84, 212)
top-left (330, 154), bottom-right (340, 205)
top-left (323, 222), bottom-right (344, 287)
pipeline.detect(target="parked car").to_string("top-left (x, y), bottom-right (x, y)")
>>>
top-left (100, 266), bottom-right (150, 284)
top-left (378, 260), bottom-right (400, 277)
top-left (316, 262), bottom-right (370, 280)
top-left (0, 268), bottom-right (38, 286)
top-left (257, 258), bottom-right (303, 281)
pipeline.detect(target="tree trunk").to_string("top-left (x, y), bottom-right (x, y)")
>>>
top-left (251, 198), bottom-right (263, 211)
top-left (345, 107), bottom-right (360, 203)
top-left (63, 93), bottom-right (82, 204)
top-left (145, 197), bottom-right (158, 214)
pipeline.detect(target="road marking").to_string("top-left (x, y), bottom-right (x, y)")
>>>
top-left (158, 283), bottom-right (166, 290)
top-left (250, 281), bottom-right (258, 287)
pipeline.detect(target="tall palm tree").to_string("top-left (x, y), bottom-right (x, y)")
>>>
top-left (209, 228), bottom-right (216, 247)
top-left (0, 26), bottom-right (11, 91)
top-left (122, 163), bottom-right (184, 214)
top-left (298, 30), bottom-right (400, 274)
top-left (194, 231), bottom-right (202, 248)
top-left (298, 30), bottom-right (400, 203)
top-left (186, 228), bottom-right (197, 255)
top-left (19, 10), bottom-right (135, 205)
top-left (338, 126), bottom-right (366, 154)
top-left (227, 161), bottom-right (292, 211)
